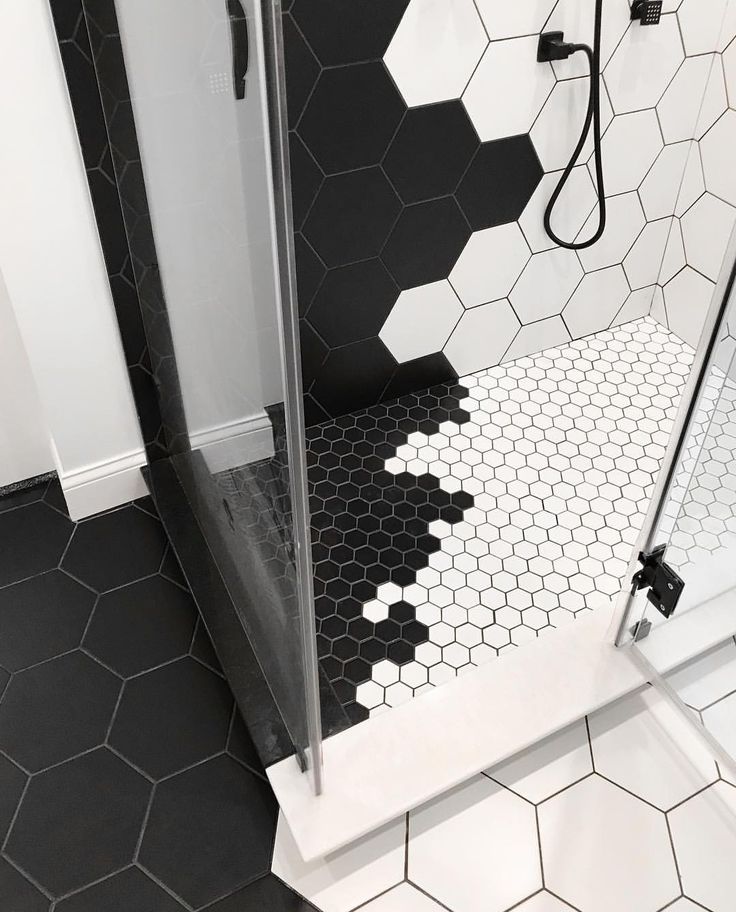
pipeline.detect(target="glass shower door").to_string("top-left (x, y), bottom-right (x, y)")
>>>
top-left (617, 225), bottom-right (736, 776)
top-left (80, 0), bottom-right (323, 789)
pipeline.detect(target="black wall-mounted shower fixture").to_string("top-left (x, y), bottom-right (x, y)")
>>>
top-left (631, 1), bottom-right (663, 25)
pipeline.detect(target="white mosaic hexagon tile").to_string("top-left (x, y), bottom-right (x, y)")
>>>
top-left (273, 684), bottom-right (736, 912)
top-left (379, 0), bottom-right (736, 374)
top-left (358, 318), bottom-right (693, 716)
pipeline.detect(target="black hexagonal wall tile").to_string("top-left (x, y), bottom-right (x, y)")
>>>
top-left (0, 858), bottom-right (49, 912)
top-left (62, 505), bottom-right (167, 593)
top-left (83, 576), bottom-right (197, 677)
top-left (455, 134), bottom-right (543, 231)
top-left (283, 14), bottom-right (320, 130)
top-left (0, 755), bottom-right (26, 842)
top-left (384, 101), bottom-right (480, 204)
top-left (291, 0), bottom-right (409, 66)
top-left (190, 618), bottom-right (223, 676)
top-left (49, 0), bottom-right (83, 42)
top-left (208, 873), bottom-right (320, 910)
top-left (289, 133), bottom-right (322, 230)
top-left (299, 63), bottom-right (405, 174)
top-left (0, 503), bottom-right (73, 588)
top-left (109, 657), bottom-right (232, 779)
top-left (227, 709), bottom-right (265, 779)
top-left (383, 352), bottom-right (458, 401)
top-left (139, 756), bottom-right (277, 909)
top-left (299, 319), bottom-right (329, 389)
top-left (295, 233), bottom-right (326, 316)
top-left (0, 571), bottom-right (95, 672)
top-left (311, 338), bottom-right (398, 418)
top-left (6, 748), bottom-right (150, 897)
top-left (0, 652), bottom-right (120, 773)
top-left (382, 196), bottom-right (471, 289)
top-left (308, 259), bottom-right (400, 348)
top-left (304, 168), bottom-right (401, 268)
top-left (55, 867), bottom-right (185, 912)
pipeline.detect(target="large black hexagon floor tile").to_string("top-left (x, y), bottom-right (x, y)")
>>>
top-left (0, 858), bottom-right (49, 912)
top-left (0, 651), bottom-right (120, 772)
top-left (109, 657), bottom-right (233, 779)
top-left (83, 575), bottom-right (197, 677)
top-left (204, 873), bottom-right (319, 911)
top-left (139, 755), bottom-right (277, 909)
top-left (0, 571), bottom-right (95, 672)
top-left (0, 754), bottom-right (27, 842)
top-left (55, 867), bottom-right (185, 912)
top-left (5, 747), bottom-right (151, 897)
top-left (0, 502), bottom-right (74, 587)
top-left (61, 504), bottom-right (167, 592)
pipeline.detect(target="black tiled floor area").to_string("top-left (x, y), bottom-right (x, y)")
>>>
top-left (0, 479), bottom-right (315, 911)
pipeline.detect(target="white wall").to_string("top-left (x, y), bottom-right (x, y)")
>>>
top-left (0, 269), bottom-right (54, 487)
top-left (115, 0), bottom-right (284, 467)
top-left (0, 0), bottom-right (147, 517)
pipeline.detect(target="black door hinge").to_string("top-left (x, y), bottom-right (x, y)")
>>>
top-left (631, 544), bottom-right (684, 619)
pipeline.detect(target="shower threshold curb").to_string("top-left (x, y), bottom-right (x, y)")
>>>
top-left (268, 592), bottom-right (736, 862)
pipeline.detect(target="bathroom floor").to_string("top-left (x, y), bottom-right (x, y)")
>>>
top-left (308, 317), bottom-right (693, 722)
top-left (272, 680), bottom-right (736, 912)
top-left (0, 480), bottom-right (311, 911)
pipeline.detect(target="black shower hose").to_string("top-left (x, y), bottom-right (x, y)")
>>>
top-left (543, 0), bottom-right (606, 249)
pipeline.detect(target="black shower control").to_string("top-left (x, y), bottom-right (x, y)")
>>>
top-left (630, 0), bottom-right (663, 25)
top-left (537, 32), bottom-right (575, 63)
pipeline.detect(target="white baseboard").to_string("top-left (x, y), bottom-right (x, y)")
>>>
top-left (60, 448), bottom-right (148, 520)
top-left (190, 411), bottom-right (275, 475)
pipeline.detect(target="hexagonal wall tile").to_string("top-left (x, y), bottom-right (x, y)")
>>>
top-left (604, 12), bottom-right (683, 114)
top-left (443, 300), bottom-right (520, 375)
top-left (701, 109), bottom-right (736, 206)
top-left (510, 248), bottom-right (583, 324)
top-left (379, 282), bottom-right (463, 363)
top-left (678, 0), bottom-right (736, 54)
top-left (588, 689), bottom-right (717, 810)
top-left (449, 224), bottom-right (530, 309)
top-left (519, 166), bottom-right (597, 253)
top-left (598, 110), bottom-right (663, 196)
top-left (577, 191), bottom-right (645, 273)
top-left (474, 0), bottom-right (556, 40)
top-left (639, 142), bottom-right (703, 221)
top-left (681, 192), bottom-right (736, 281)
top-left (503, 317), bottom-right (571, 362)
top-left (623, 218), bottom-right (673, 291)
top-left (384, 0), bottom-right (488, 107)
top-left (657, 54), bottom-right (727, 143)
top-left (664, 267), bottom-right (715, 347)
top-left (409, 776), bottom-right (541, 912)
top-left (512, 894), bottom-right (578, 912)
top-left (545, 0), bottom-right (631, 79)
top-left (538, 775), bottom-right (679, 912)
top-left (463, 37), bottom-right (554, 142)
top-left (669, 781), bottom-right (736, 911)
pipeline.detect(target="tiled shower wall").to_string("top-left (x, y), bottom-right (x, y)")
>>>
top-left (290, 0), bottom-right (736, 422)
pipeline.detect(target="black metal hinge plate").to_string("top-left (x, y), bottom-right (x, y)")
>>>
top-left (631, 544), bottom-right (684, 619)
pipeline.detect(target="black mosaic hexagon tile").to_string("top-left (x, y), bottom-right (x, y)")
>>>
top-left (0, 477), bottom-right (308, 910)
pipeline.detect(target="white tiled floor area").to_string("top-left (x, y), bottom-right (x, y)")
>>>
top-left (273, 680), bottom-right (736, 912)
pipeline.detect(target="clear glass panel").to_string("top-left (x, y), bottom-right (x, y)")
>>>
top-left (81, 0), bottom-right (322, 787)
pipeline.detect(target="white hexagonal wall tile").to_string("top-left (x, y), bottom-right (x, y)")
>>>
top-left (666, 901), bottom-right (715, 912)
top-left (660, 218), bottom-right (686, 285)
top-left (587, 689), bottom-right (717, 810)
top-left (384, 0), bottom-right (488, 107)
top-left (701, 109), bottom-right (736, 206)
top-left (681, 192), bottom-right (736, 281)
top-left (597, 109), bottom-right (663, 196)
top-left (639, 142), bottom-right (703, 221)
top-left (658, 54), bottom-right (727, 143)
top-left (379, 281), bottom-right (463, 363)
top-left (531, 78), bottom-right (613, 172)
top-left (449, 224), bottom-right (530, 309)
top-left (503, 316), bottom-right (571, 362)
top-left (604, 12), bottom-right (683, 114)
top-left (623, 217), bottom-right (672, 290)
top-left (510, 248), bottom-right (583, 324)
top-left (563, 266), bottom-right (629, 340)
top-left (577, 191), bottom-right (645, 272)
top-left (409, 776), bottom-right (541, 912)
top-left (358, 883), bottom-right (447, 911)
top-left (519, 167), bottom-right (597, 253)
top-left (443, 300), bottom-right (520, 375)
top-left (271, 811), bottom-right (405, 912)
top-left (611, 286), bottom-right (657, 327)
top-left (678, 0), bottom-right (736, 54)
top-left (545, 0), bottom-right (632, 79)
top-left (487, 718), bottom-right (592, 803)
top-left (474, 0), bottom-right (556, 40)
top-left (725, 33), bottom-right (736, 100)
top-left (463, 36), bottom-right (555, 141)
top-left (538, 776), bottom-right (679, 912)
top-left (669, 782), bottom-right (736, 912)
top-left (666, 640), bottom-right (736, 710)
top-left (664, 266), bottom-right (714, 347)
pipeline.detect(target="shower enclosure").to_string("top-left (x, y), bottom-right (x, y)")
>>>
top-left (56, 0), bottom-right (736, 855)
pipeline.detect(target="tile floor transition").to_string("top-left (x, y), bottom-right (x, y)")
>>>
top-left (308, 318), bottom-right (694, 721)
top-left (0, 480), bottom-right (313, 911)
top-left (273, 684), bottom-right (736, 912)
